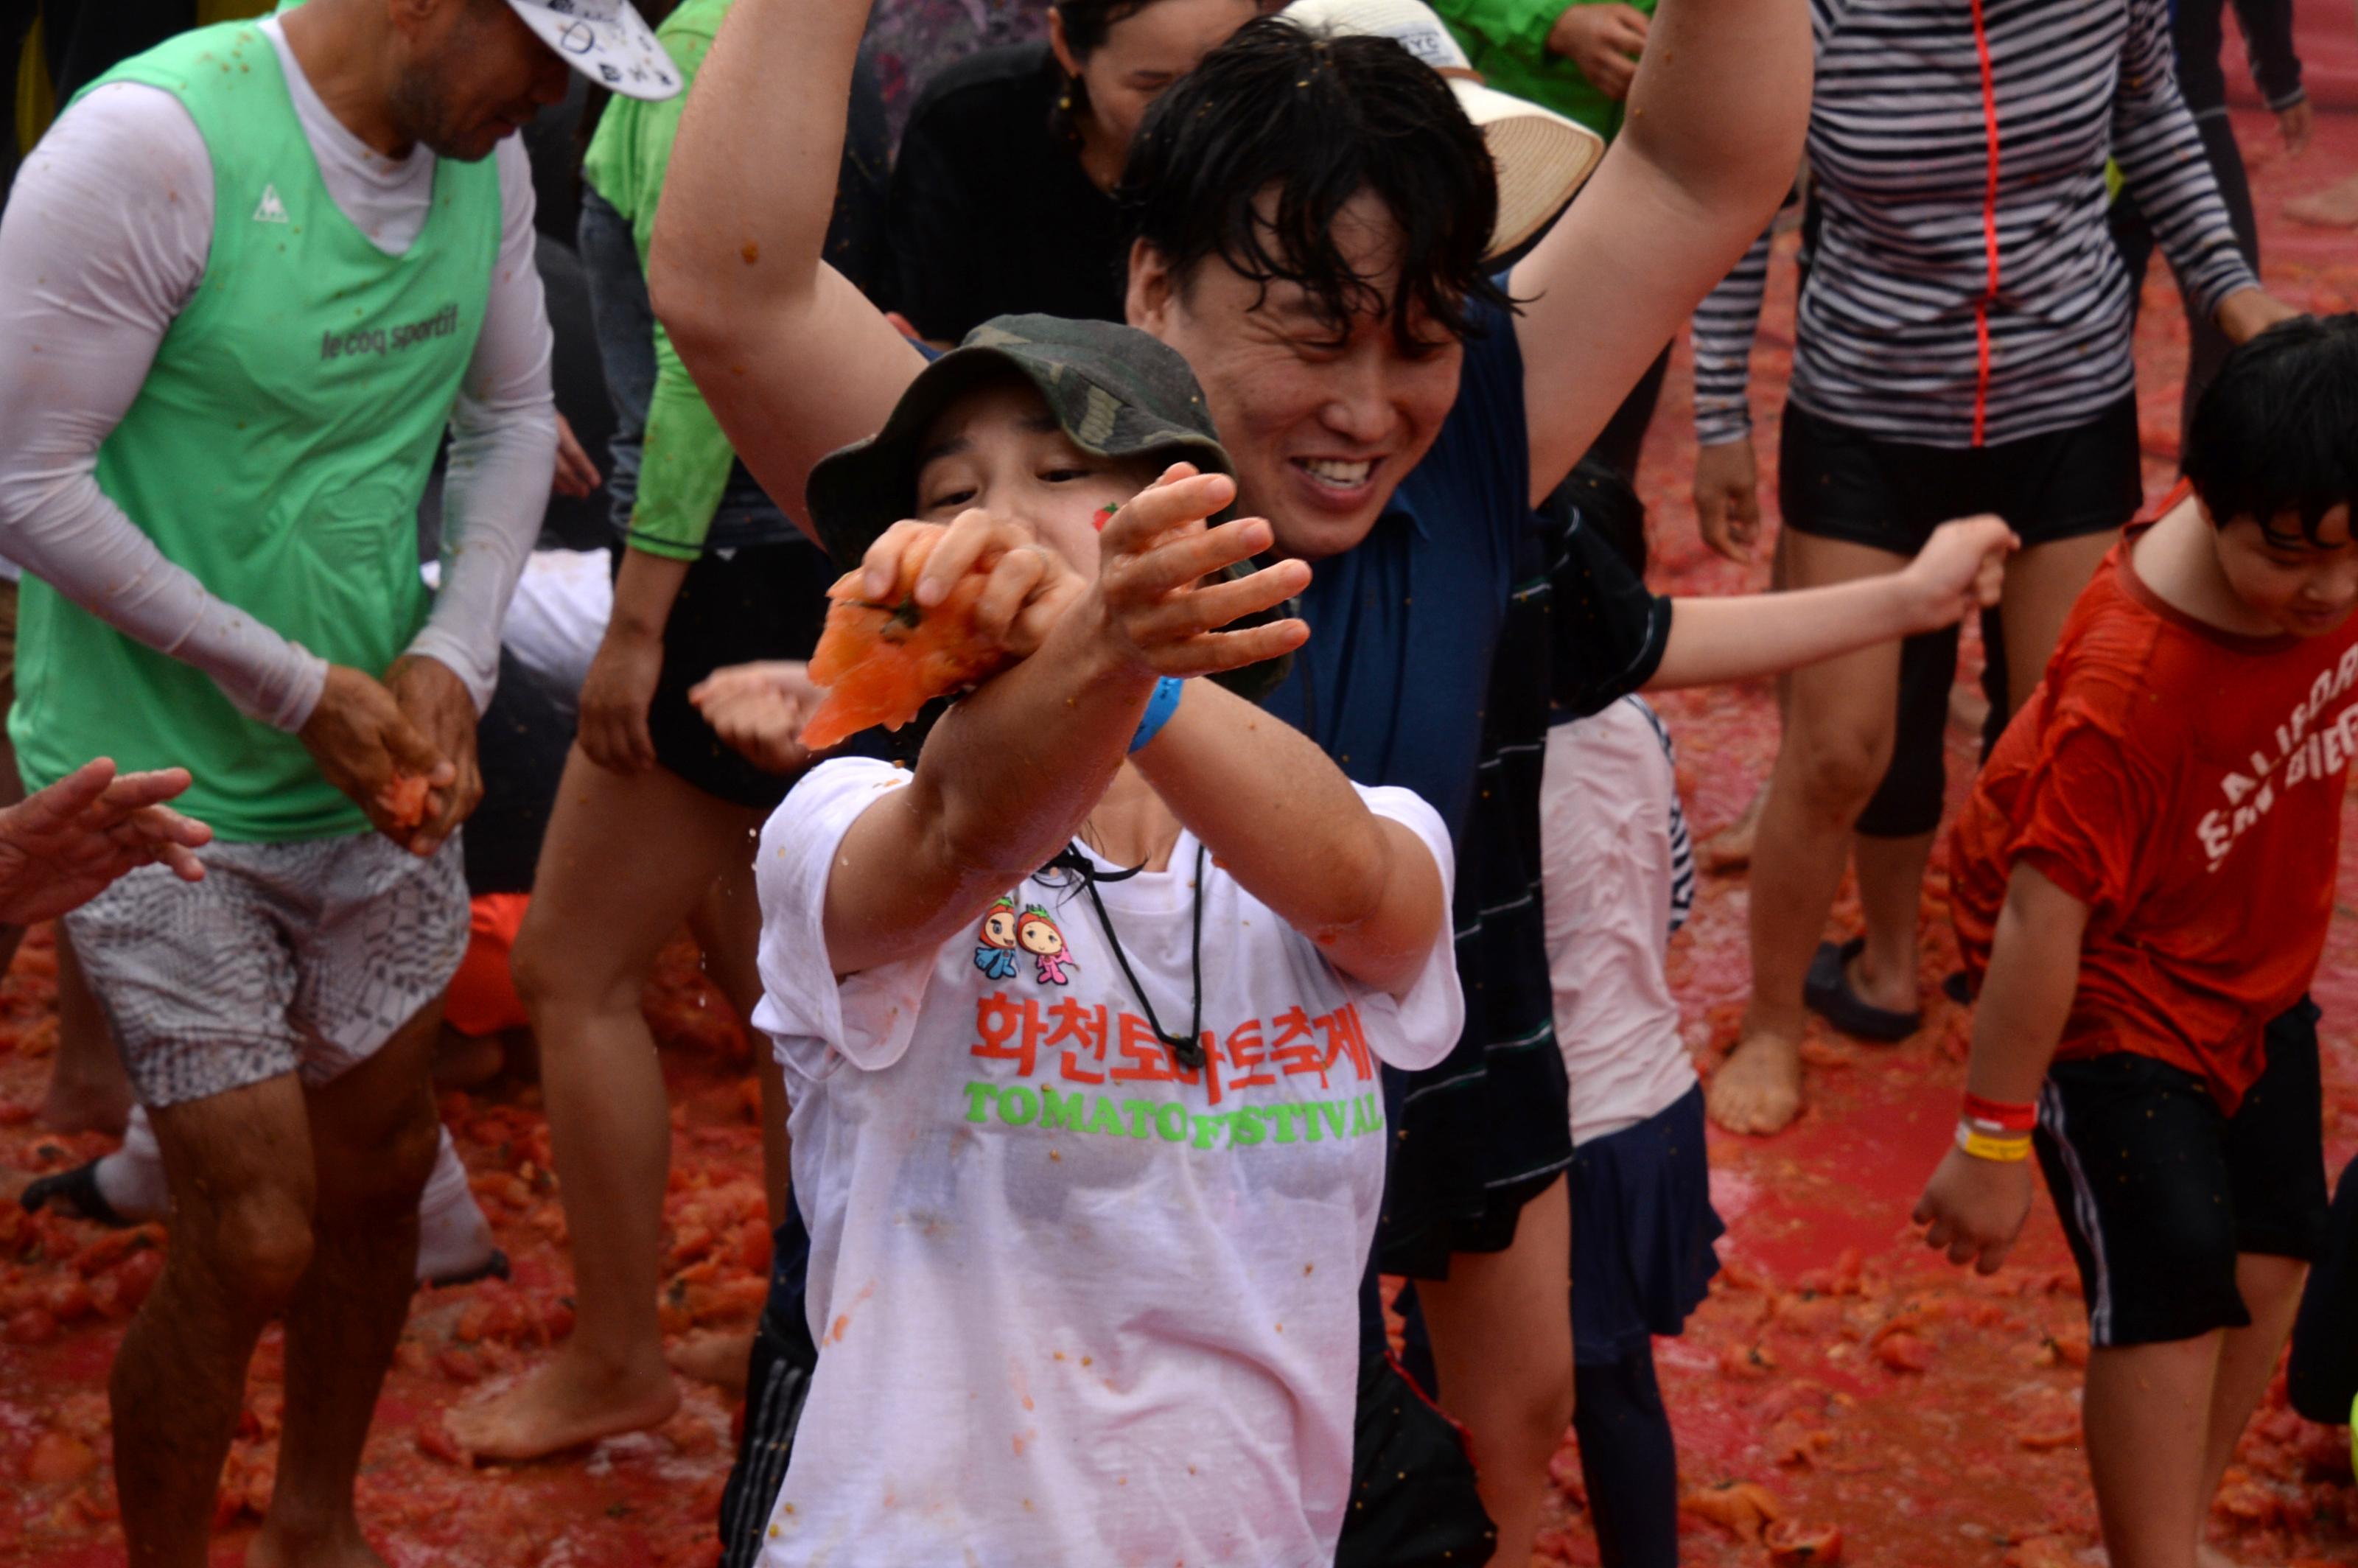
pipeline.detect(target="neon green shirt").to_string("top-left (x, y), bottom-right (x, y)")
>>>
top-left (1433, 0), bottom-right (1657, 143)
top-left (580, 0), bottom-right (739, 561)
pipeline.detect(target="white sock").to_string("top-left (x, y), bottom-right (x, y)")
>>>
top-left (413, 1126), bottom-right (497, 1283)
top-left (91, 1105), bottom-right (170, 1221)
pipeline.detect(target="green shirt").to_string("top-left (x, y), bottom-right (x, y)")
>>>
top-left (580, 0), bottom-right (740, 561)
top-left (1433, 0), bottom-right (1656, 143)
top-left (10, 21), bottom-right (500, 841)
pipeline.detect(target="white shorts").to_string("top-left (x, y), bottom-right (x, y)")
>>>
top-left (63, 832), bottom-right (469, 1108)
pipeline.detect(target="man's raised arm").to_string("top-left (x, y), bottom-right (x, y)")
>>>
top-left (1511, 0), bottom-right (1811, 504)
top-left (648, 0), bottom-right (926, 529)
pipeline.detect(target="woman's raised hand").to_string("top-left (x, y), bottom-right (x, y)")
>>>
top-left (1083, 465), bottom-right (1310, 678)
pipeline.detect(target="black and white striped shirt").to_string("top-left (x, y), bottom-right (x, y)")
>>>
top-left (1692, 0), bottom-right (2260, 451)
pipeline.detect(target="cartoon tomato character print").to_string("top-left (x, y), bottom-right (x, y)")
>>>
top-left (973, 895), bottom-right (1021, 981)
top-left (1017, 905), bottom-right (1075, 986)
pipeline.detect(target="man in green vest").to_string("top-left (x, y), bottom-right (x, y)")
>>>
top-left (0, 1), bottom-right (676, 1561)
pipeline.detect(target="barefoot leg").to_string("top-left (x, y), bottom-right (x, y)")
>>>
top-left (1416, 1177), bottom-right (1575, 1567)
top-left (685, 861), bottom-right (791, 1227)
top-left (1715, 534), bottom-right (1909, 1135)
top-left (114, 1075), bottom-right (316, 1568)
top-left (1850, 830), bottom-right (1935, 1017)
top-left (447, 752), bottom-right (763, 1461)
top-left (251, 1005), bottom-right (441, 1568)
top-left (2084, 1334), bottom-right (2219, 1568)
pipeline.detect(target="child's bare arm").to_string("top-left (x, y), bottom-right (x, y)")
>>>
top-left (1130, 681), bottom-right (1449, 999)
top-left (1647, 514), bottom-right (2017, 690)
top-left (1914, 863), bottom-right (2091, 1274)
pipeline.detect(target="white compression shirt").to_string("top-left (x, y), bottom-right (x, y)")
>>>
top-left (0, 15), bottom-right (556, 727)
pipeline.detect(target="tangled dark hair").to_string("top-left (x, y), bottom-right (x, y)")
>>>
top-left (1117, 17), bottom-right (1508, 349)
top-left (2185, 312), bottom-right (2358, 544)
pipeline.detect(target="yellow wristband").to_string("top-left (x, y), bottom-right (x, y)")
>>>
top-left (1956, 1122), bottom-right (2032, 1163)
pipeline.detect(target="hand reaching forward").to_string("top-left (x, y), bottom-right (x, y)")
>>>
top-left (1899, 514), bottom-right (2018, 634)
top-left (1080, 466), bottom-right (1309, 679)
top-left (0, 757), bottom-right (212, 925)
top-left (691, 660), bottom-right (828, 774)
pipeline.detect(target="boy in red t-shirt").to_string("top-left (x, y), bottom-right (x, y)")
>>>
top-left (1915, 315), bottom-right (2358, 1568)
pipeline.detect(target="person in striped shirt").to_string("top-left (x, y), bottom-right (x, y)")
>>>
top-left (1690, 0), bottom-right (2297, 1138)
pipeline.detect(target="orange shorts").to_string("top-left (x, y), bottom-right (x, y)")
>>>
top-left (444, 893), bottom-right (530, 1037)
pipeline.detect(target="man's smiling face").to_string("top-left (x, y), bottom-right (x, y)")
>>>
top-left (1130, 189), bottom-right (1466, 563)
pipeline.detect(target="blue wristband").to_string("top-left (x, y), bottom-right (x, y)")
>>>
top-left (1128, 676), bottom-right (1185, 754)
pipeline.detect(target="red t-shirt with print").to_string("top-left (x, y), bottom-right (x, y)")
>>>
top-left (1950, 485), bottom-right (2358, 1112)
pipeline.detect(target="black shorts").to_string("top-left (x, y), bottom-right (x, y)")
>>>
top-left (620, 538), bottom-right (838, 811)
top-left (2035, 999), bottom-right (2329, 1349)
top-left (1778, 396), bottom-right (2143, 839)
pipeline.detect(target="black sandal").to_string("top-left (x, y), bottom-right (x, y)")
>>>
top-left (421, 1247), bottom-right (511, 1292)
top-left (20, 1159), bottom-right (132, 1228)
top-left (1802, 937), bottom-right (1922, 1043)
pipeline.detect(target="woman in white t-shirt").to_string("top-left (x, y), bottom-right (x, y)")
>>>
top-left (729, 322), bottom-right (1462, 1567)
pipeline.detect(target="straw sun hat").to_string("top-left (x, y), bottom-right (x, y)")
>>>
top-left (1281, 0), bottom-right (1607, 259)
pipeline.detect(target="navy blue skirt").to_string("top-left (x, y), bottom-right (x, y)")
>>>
top-left (1569, 1084), bottom-right (1724, 1367)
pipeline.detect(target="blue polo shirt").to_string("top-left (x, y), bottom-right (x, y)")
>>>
top-left (1260, 295), bottom-right (1533, 842)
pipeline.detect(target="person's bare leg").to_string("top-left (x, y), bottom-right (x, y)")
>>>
top-left (2082, 1334), bottom-right (2219, 1568)
top-left (1699, 532), bottom-right (1789, 874)
top-left (1416, 1177), bottom-right (1575, 1567)
top-left (43, 928), bottom-right (135, 1133)
top-left (112, 1074), bottom-right (317, 1568)
top-left (248, 1005), bottom-right (444, 1568)
top-left (447, 752), bottom-right (764, 1461)
top-left (667, 864), bottom-right (774, 1396)
top-left (685, 861), bottom-right (788, 1224)
top-left (1711, 534), bottom-right (1910, 1135)
top-left (1846, 830), bottom-right (1935, 1017)
top-left (1997, 532), bottom-right (2116, 715)
top-left (2190, 1253), bottom-right (2309, 1567)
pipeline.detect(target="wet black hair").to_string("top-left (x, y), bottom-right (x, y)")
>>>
top-left (2184, 312), bottom-right (2358, 546)
top-left (1117, 16), bottom-right (1508, 349)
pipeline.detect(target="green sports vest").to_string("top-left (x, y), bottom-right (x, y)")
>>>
top-left (11, 21), bottom-right (500, 842)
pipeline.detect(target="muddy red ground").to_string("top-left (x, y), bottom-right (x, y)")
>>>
top-left (10, 104), bottom-right (2358, 1568)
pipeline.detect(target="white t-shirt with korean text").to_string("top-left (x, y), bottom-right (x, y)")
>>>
top-left (750, 757), bottom-right (1463, 1568)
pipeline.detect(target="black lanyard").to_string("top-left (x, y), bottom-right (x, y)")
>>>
top-left (1041, 839), bottom-right (1208, 1070)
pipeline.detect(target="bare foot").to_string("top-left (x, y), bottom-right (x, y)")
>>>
top-left (2287, 175), bottom-right (2358, 230)
top-left (1707, 1031), bottom-right (1805, 1135)
top-left (247, 1517), bottom-right (391, 1568)
top-left (1700, 786), bottom-right (1767, 873)
top-left (444, 1350), bottom-right (680, 1462)
top-left (667, 1328), bottom-right (755, 1396)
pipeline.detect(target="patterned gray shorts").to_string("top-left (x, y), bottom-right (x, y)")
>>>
top-left (63, 832), bottom-right (469, 1109)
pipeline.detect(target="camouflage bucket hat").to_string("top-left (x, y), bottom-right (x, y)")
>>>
top-left (805, 315), bottom-right (1295, 700)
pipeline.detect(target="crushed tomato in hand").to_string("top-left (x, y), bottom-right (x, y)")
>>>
top-left (377, 773), bottom-right (432, 830)
top-left (799, 531), bottom-right (1017, 752)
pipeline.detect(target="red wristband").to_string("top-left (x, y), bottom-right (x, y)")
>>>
top-left (1962, 1093), bottom-right (2037, 1134)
